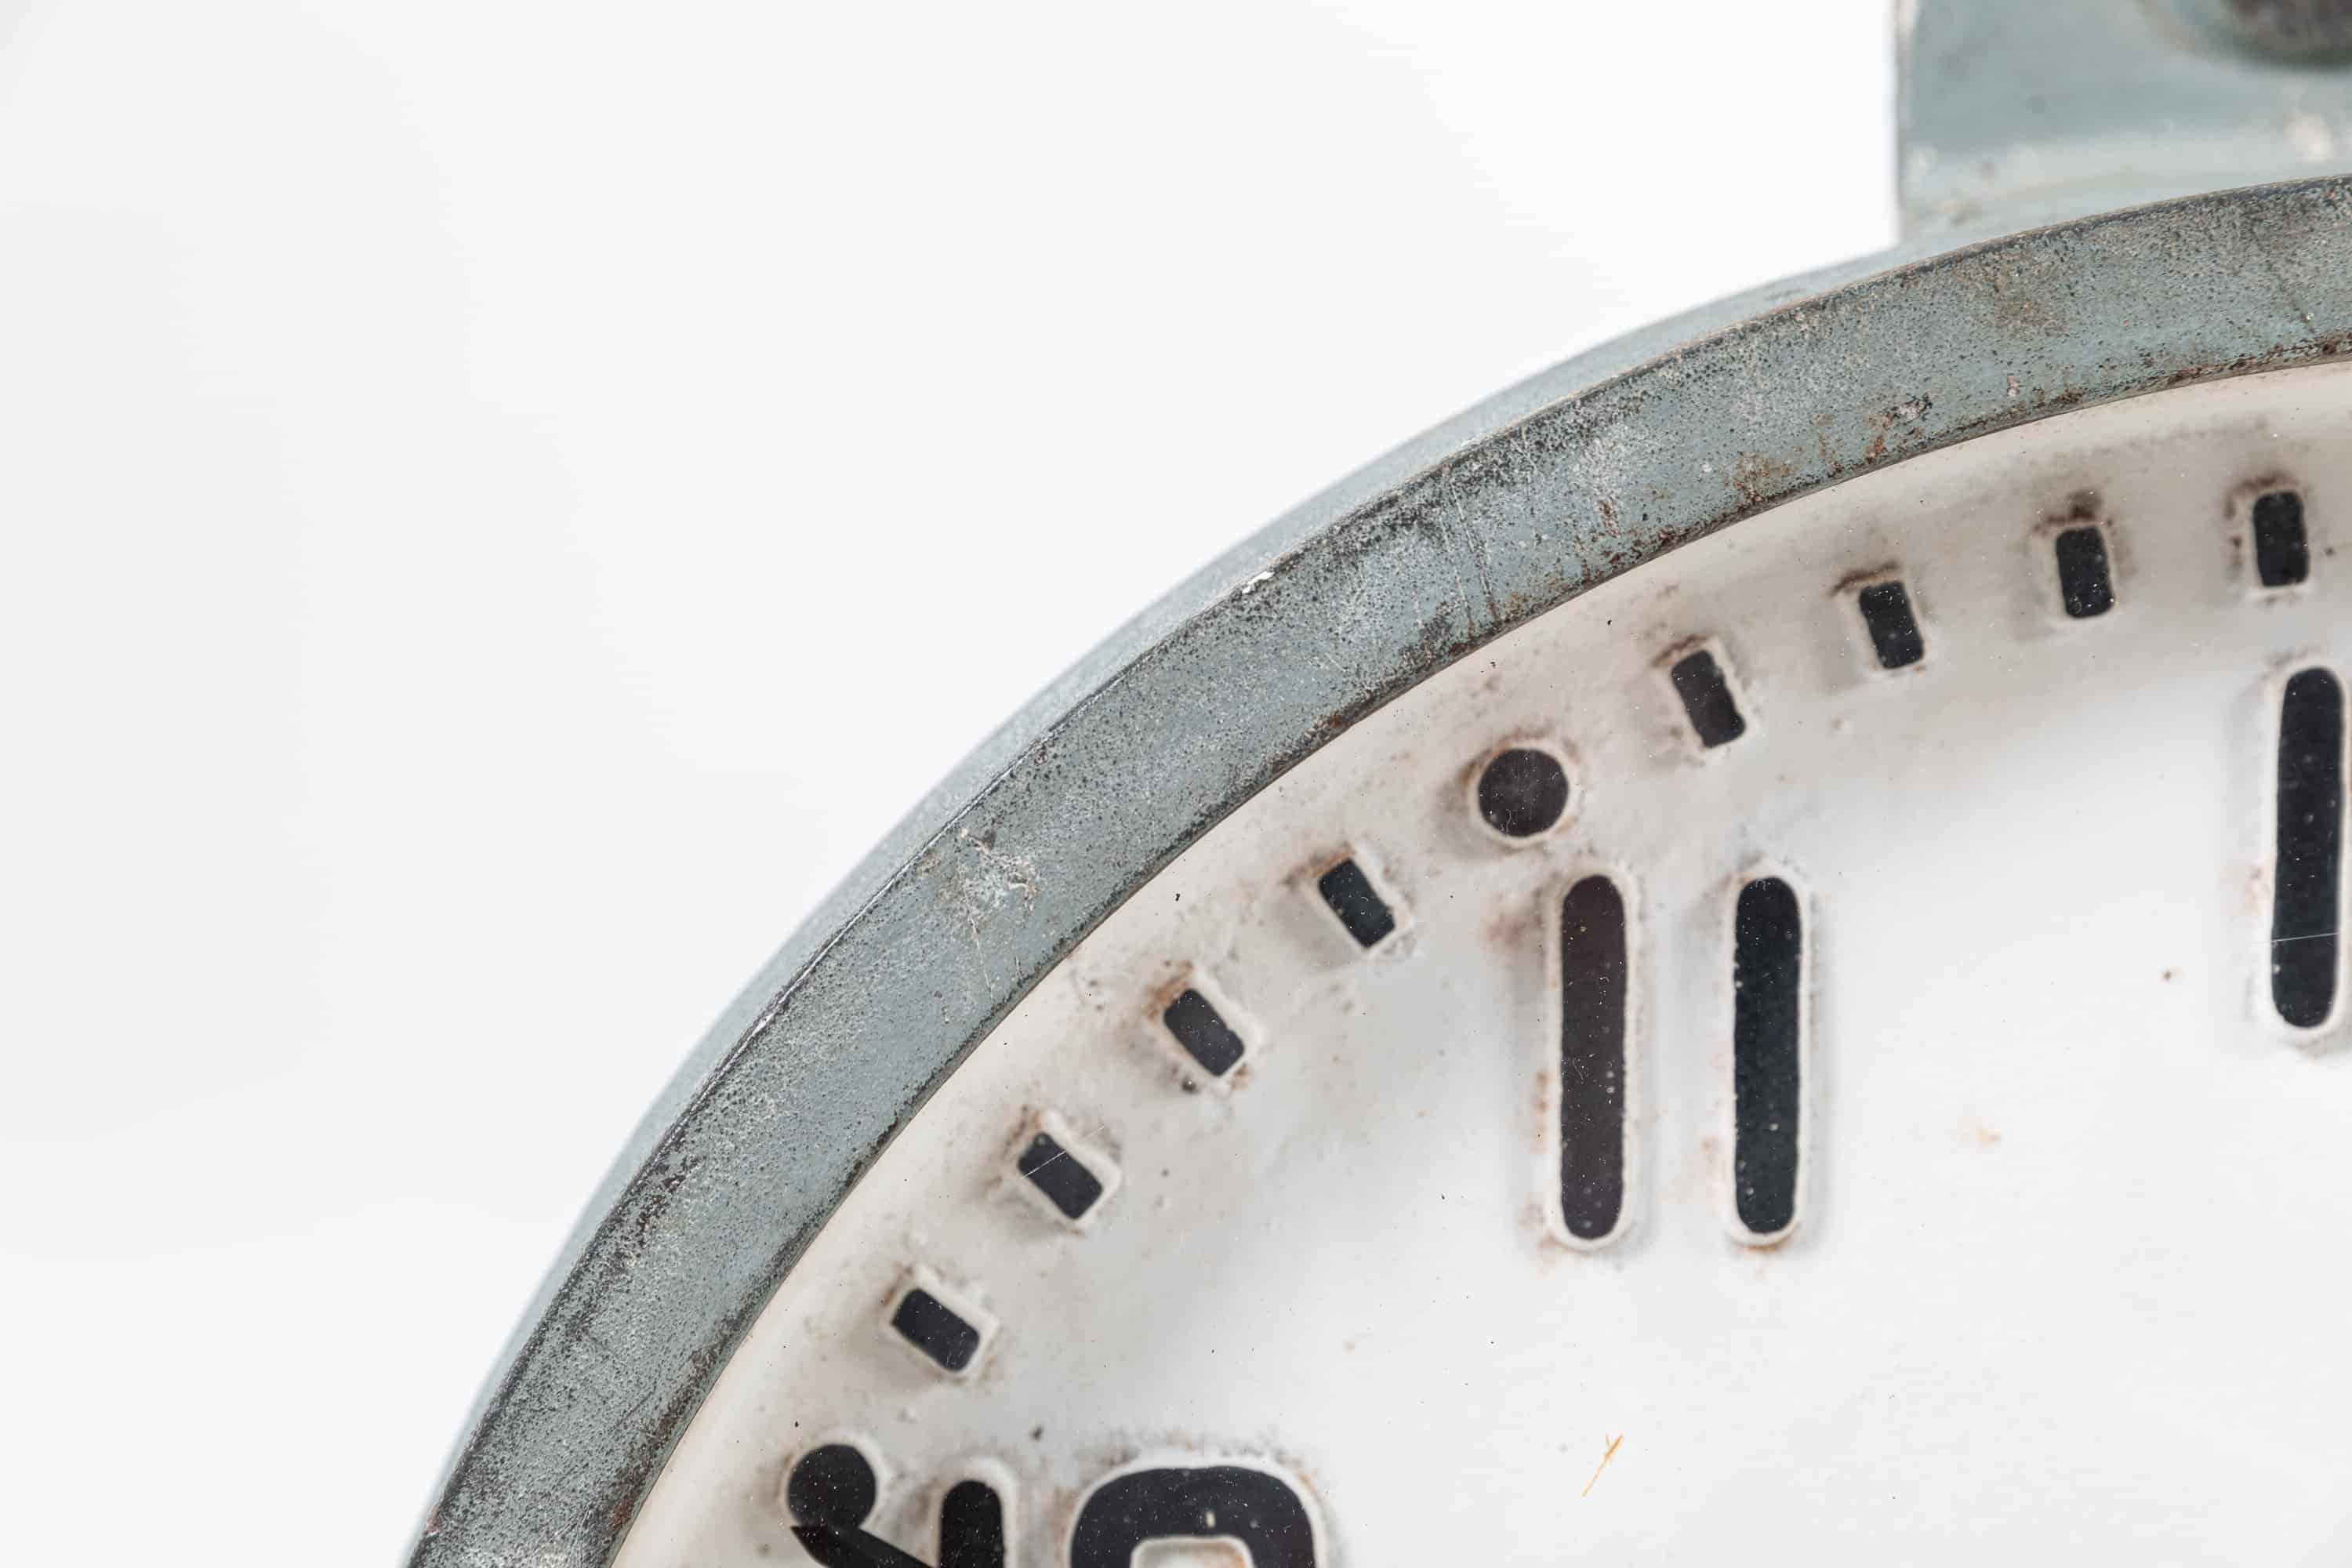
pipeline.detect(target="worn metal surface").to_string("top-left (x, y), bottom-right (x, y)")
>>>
top-left (1901, 0), bottom-right (2352, 237)
top-left (412, 179), bottom-right (2352, 1568)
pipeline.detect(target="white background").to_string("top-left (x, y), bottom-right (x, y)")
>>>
top-left (0, 2), bottom-right (1889, 1562)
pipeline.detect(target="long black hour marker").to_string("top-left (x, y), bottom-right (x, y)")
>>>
top-left (1070, 1465), bottom-right (1317, 1568)
top-left (1316, 857), bottom-right (1397, 948)
top-left (1559, 876), bottom-right (1628, 1242)
top-left (938, 1479), bottom-right (1006, 1568)
top-left (2252, 487), bottom-right (2310, 589)
top-left (1854, 579), bottom-right (1926, 670)
top-left (1163, 986), bottom-right (1247, 1076)
top-left (1732, 877), bottom-right (1804, 1240)
top-left (2052, 523), bottom-right (2115, 619)
top-left (889, 1286), bottom-right (983, 1374)
top-left (2274, 667), bottom-right (2344, 1029)
top-left (1669, 647), bottom-right (1746, 747)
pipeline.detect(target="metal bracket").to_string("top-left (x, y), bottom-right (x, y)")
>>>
top-left (1901, 0), bottom-right (2352, 235)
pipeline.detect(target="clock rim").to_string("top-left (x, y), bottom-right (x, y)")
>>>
top-left (411, 176), bottom-right (2352, 1568)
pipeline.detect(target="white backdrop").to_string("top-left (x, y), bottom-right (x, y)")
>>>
top-left (0, 2), bottom-right (1889, 1562)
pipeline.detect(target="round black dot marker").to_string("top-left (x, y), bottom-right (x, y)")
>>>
top-left (786, 1443), bottom-right (878, 1529)
top-left (1475, 746), bottom-right (1570, 838)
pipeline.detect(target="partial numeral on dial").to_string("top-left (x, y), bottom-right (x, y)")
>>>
top-left (1557, 875), bottom-right (1630, 1244)
top-left (1069, 1463), bottom-right (1318, 1568)
top-left (1732, 877), bottom-right (1806, 1243)
top-left (2273, 666), bottom-right (2345, 1030)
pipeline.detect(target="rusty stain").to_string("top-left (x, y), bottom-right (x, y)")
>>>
top-left (1968, 1120), bottom-right (2002, 1148)
top-left (2053, 489), bottom-right (2103, 525)
top-left (1653, 633), bottom-right (1716, 674)
top-left (1523, 1065), bottom-right (1586, 1258)
top-left (1679, 1134), bottom-right (1722, 1207)
top-left (1832, 561), bottom-right (1904, 597)
top-left (1581, 1434), bottom-right (1624, 1497)
top-left (1485, 895), bottom-right (1544, 951)
top-left (1144, 968), bottom-right (1196, 1022)
top-left (1861, 393), bottom-right (1935, 462)
top-left (1730, 450), bottom-right (1798, 508)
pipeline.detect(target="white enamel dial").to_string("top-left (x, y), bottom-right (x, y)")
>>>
top-left (615, 366), bottom-right (2352, 1566)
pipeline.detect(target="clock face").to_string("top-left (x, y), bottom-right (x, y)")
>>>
top-left (613, 365), bottom-right (2352, 1566)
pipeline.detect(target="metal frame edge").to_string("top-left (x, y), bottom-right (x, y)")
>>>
top-left (410, 177), bottom-right (2352, 1568)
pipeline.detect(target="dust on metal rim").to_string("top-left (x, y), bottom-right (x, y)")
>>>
top-left (412, 176), bottom-right (2352, 1568)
